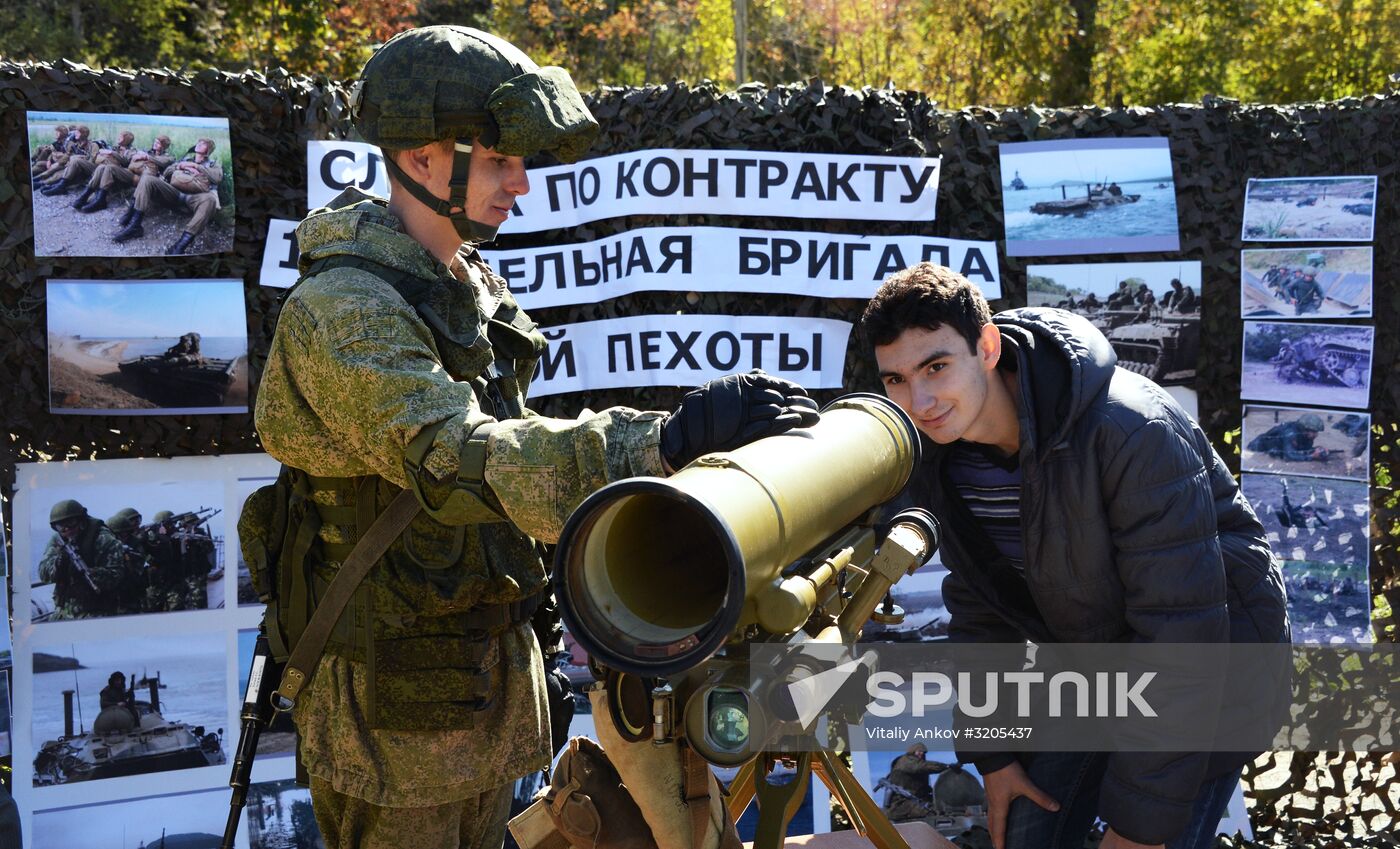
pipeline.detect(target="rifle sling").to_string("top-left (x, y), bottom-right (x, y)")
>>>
top-left (271, 488), bottom-right (421, 712)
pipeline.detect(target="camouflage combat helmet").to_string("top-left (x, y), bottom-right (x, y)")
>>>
top-left (108, 507), bottom-right (142, 532)
top-left (153, 510), bottom-right (174, 524)
top-left (351, 25), bottom-right (599, 242)
top-left (1298, 414), bottom-right (1325, 432)
top-left (50, 499), bottom-right (88, 524)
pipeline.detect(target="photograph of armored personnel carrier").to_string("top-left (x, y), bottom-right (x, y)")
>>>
top-left (1026, 261), bottom-right (1201, 387)
top-left (1241, 246), bottom-right (1372, 319)
top-left (46, 278), bottom-right (249, 415)
top-left (1242, 176), bottom-right (1377, 242)
top-left (32, 787), bottom-right (231, 849)
top-left (998, 137), bottom-right (1180, 257)
top-left (1242, 321), bottom-right (1373, 410)
top-left (30, 633), bottom-right (227, 786)
top-left (1241, 474), bottom-right (1372, 644)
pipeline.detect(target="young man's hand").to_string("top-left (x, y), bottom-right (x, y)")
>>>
top-left (1099, 828), bottom-right (1164, 849)
top-left (984, 761), bottom-right (1060, 849)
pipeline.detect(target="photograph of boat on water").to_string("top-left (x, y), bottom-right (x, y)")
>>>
top-left (1241, 176), bottom-right (1377, 242)
top-left (32, 787), bottom-right (241, 849)
top-left (30, 631), bottom-right (227, 787)
top-left (998, 137), bottom-right (1180, 257)
top-left (46, 279), bottom-right (249, 415)
top-left (1241, 246), bottom-right (1372, 319)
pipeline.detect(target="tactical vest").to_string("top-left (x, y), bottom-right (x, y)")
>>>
top-left (242, 250), bottom-right (550, 730)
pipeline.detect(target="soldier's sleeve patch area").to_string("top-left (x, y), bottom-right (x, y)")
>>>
top-left (256, 271), bottom-right (492, 487)
top-left (484, 409), bottom-right (666, 543)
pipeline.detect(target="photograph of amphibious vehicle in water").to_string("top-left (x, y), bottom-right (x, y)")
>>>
top-left (33, 669), bottom-right (225, 785)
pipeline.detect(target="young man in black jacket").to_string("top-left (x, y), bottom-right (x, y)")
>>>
top-left (860, 263), bottom-right (1288, 849)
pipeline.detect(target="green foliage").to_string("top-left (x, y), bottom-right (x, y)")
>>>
top-left (1026, 274), bottom-right (1067, 294)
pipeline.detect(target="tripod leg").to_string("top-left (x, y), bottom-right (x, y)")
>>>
top-left (753, 753), bottom-right (812, 849)
top-left (813, 751), bottom-right (911, 849)
top-left (727, 757), bottom-right (760, 823)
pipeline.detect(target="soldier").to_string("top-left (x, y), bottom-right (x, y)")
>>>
top-left (1130, 282), bottom-right (1156, 322)
top-left (141, 510), bottom-right (188, 611)
top-left (1286, 270), bottom-right (1324, 316)
top-left (162, 331), bottom-right (205, 365)
top-left (1104, 280), bottom-right (1133, 310)
top-left (30, 124), bottom-right (71, 180)
top-left (65, 130), bottom-right (137, 210)
top-left (99, 671), bottom-right (142, 728)
top-left (36, 126), bottom-right (99, 194)
top-left (1248, 413), bottom-right (1328, 462)
top-left (1079, 291), bottom-right (1101, 311)
top-left (82, 135), bottom-right (174, 215)
top-left (880, 743), bottom-right (949, 822)
top-left (173, 510), bottom-right (216, 609)
top-left (251, 25), bottom-right (818, 849)
top-left (112, 137), bottom-right (224, 255)
top-left (1275, 479), bottom-right (1328, 529)
top-left (36, 499), bottom-right (127, 619)
top-left (107, 507), bottom-right (154, 614)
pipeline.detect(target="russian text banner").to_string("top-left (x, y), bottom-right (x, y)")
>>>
top-left (307, 140), bottom-right (389, 211)
top-left (529, 315), bottom-right (852, 398)
top-left (483, 227), bottom-right (999, 309)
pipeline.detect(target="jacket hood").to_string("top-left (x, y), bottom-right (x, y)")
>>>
top-left (994, 308), bottom-right (1117, 452)
top-left (295, 186), bottom-right (445, 280)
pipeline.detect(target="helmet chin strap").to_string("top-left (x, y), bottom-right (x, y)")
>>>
top-left (381, 139), bottom-right (501, 244)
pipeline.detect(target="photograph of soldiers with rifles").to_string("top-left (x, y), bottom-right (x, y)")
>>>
top-left (32, 494), bottom-right (222, 621)
top-left (27, 110), bottom-right (235, 257)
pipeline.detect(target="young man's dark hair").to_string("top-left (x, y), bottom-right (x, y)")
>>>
top-left (860, 262), bottom-right (991, 353)
top-left (860, 262), bottom-right (1288, 849)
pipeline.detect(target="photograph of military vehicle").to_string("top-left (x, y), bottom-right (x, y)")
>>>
top-left (1241, 474), bottom-right (1372, 644)
top-left (1242, 176), bottom-right (1377, 242)
top-left (1242, 321), bottom-right (1372, 410)
top-left (30, 634), bottom-right (227, 786)
top-left (1027, 261), bottom-right (1201, 386)
top-left (26, 478), bottom-right (225, 623)
top-left (1242, 247), bottom-right (1372, 319)
top-left (47, 279), bottom-right (249, 415)
top-left (31, 786), bottom-right (231, 849)
top-left (1242, 405), bottom-right (1370, 482)
top-left (862, 746), bottom-right (988, 842)
top-left (999, 138), bottom-right (1179, 257)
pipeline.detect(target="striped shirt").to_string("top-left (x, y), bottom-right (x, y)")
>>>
top-left (944, 441), bottom-right (1024, 574)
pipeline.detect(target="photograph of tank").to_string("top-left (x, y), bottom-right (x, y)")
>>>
top-left (246, 777), bottom-right (326, 849)
top-left (1242, 405), bottom-right (1370, 482)
top-left (28, 110), bottom-right (235, 257)
top-left (1241, 247), bottom-right (1372, 319)
top-left (236, 630), bottom-right (296, 758)
top-left (1025, 261), bottom-right (1201, 385)
top-left (859, 556), bottom-right (951, 642)
top-left (853, 746), bottom-right (987, 841)
top-left (47, 279), bottom-right (250, 415)
top-left (1240, 474), bottom-right (1372, 644)
top-left (1241, 321), bottom-right (1372, 410)
top-left (26, 478), bottom-right (224, 622)
top-left (31, 631), bottom-right (228, 786)
top-left (31, 787), bottom-right (237, 849)
top-left (998, 137), bottom-right (1180, 257)
top-left (1241, 176), bottom-right (1377, 242)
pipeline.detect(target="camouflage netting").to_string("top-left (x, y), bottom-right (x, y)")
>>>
top-left (1, 62), bottom-right (1397, 845)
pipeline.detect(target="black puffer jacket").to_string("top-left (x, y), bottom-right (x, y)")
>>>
top-left (906, 308), bottom-right (1288, 844)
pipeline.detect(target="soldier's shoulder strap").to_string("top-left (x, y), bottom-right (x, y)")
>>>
top-left (296, 253), bottom-right (435, 308)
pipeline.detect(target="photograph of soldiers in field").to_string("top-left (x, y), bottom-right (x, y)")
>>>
top-left (46, 279), bottom-right (250, 415)
top-left (1242, 405), bottom-right (1370, 482)
top-left (28, 111), bottom-right (235, 257)
top-left (1241, 247), bottom-right (1372, 319)
top-left (27, 479), bottom-right (224, 623)
top-left (30, 633), bottom-right (227, 787)
top-left (1241, 321), bottom-right (1373, 410)
top-left (1240, 474), bottom-right (1372, 644)
top-left (1025, 261), bottom-right (1201, 386)
top-left (246, 778), bottom-right (327, 849)
top-left (1241, 176), bottom-right (1377, 242)
top-left (32, 787), bottom-right (232, 849)
top-left (998, 138), bottom-right (1180, 256)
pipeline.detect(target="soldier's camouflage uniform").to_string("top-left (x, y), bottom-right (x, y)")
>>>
top-left (255, 188), bottom-right (666, 842)
top-left (90, 147), bottom-right (175, 193)
top-left (36, 517), bottom-right (128, 619)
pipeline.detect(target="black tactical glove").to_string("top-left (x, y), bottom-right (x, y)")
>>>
top-left (661, 370), bottom-right (820, 471)
top-left (545, 660), bottom-right (575, 757)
